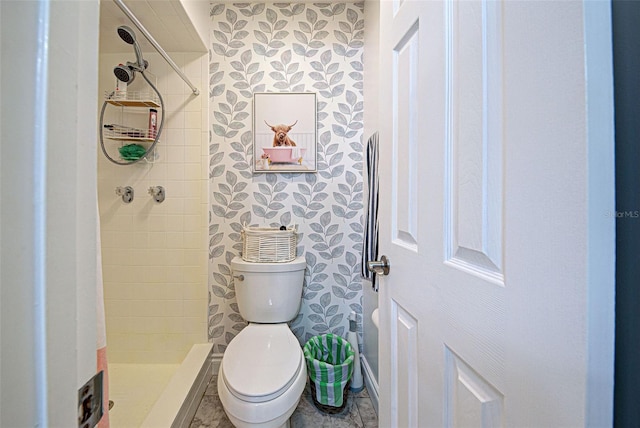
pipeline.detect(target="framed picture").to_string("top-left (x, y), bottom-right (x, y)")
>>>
top-left (253, 92), bottom-right (317, 173)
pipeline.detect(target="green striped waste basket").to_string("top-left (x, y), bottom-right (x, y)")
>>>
top-left (303, 334), bottom-right (355, 413)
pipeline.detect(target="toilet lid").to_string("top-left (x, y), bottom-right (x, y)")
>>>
top-left (222, 324), bottom-right (303, 403)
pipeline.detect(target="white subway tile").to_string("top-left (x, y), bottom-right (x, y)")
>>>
top-left (146, 265), bottom-right (169, 284)
top-left (166, 249), bottom-right (186, 266)
top-left (164, 197), bottom-right (185, 215)
top-left (185, 111), bottom-right (201, 129)
top-left (165, 266), bottom-right (184, 283)
top-left (183, 299), bottom-right (207, 317)
top-left (184, 128), bottom-right (200, 146)
top-left (164, 283), bottom-right (184, 300)
top-left (148, 232), bottom-right (167, 248)
top-left (165, 110), bottom-right (185, 130)
top-left (164, 300), bottom-right (184, 317)
top-left (184, 93), bottom-right (201, 112)
top-left (166, 215), bottom-right (184, 230)
top-left (99, 44), bottom-right (208, 363)
top-left (165, 93), bottom-right (184, 112)
top-left (165, 233), bottom-right (185, 249)
top-left (167, 163), bottom-right (185, 180)
top-left (184, 180), bottom-right (202, 197)
top-left (185, 146), bottom-right (201, 163)
top-left (167, 145), bottom-right (186, 163)
top-left (183, 198), bottom-right (200, 215)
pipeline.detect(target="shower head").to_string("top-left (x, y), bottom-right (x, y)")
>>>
top-left (114, 64), bottom-right (134, 83)
top-left (116, 25), bottom-right (147, 71)
top-left (117, 25), bottom-right (137, 45)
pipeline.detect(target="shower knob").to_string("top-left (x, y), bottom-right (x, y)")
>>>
top-left (148, 186), bottom-right (165, 203)
top-left (115, 186), bottom-right (134, 203)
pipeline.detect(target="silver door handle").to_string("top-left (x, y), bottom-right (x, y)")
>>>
top-left (368, 255), bottom-right (390, 276)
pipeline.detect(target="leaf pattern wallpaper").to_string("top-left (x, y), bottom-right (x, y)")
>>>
top-left (208, 2), bottom-right (365, 354)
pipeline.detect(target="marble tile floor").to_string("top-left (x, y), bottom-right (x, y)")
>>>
top-left (190, 375), bottom-right (378, 428)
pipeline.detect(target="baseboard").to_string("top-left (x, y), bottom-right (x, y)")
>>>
top-left (211, 352), bottom-right (222, 376)
top-left (361, 355), bottom-right (379, 416)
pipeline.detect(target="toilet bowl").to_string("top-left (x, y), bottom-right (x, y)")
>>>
top-left (218, 256), bottom-right (307, 428)
top-left (218, 324), bottom-right (307, 428)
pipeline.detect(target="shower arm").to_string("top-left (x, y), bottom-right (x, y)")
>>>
top-left (112, 0), bottom-right (200, 96)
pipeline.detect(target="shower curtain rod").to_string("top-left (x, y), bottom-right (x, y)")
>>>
top-left (113, 0), bottom-right (200, 96)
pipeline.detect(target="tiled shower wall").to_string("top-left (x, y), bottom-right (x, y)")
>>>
top-left (99, 52), bottom-right (209, 363)
top-left (208, 2), bottom-right (365, 353)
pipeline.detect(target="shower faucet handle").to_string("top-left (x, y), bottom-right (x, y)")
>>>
top-left (115, 186), bottom-right (134, 203)
top-left (148, 186), bottom-right (165, 203)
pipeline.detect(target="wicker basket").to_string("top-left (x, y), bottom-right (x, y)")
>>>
top-left (241, 226), bottom-right (297, 263)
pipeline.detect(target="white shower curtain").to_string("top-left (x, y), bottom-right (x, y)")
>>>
top-left (96, 204), bottom-right (110, 428)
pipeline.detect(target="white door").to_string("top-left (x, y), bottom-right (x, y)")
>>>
top-left (375, 0), bottom-right (615, 426)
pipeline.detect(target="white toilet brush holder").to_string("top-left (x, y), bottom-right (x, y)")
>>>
top-left (347, 311), bottom-right (364, 392)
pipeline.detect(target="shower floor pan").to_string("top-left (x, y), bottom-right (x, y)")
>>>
top-left (109, 344), bottom-right (213, 428)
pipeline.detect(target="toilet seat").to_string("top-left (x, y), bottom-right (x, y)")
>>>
top-left (218, 354), bottom-right (307, 428)
top-left (221, 323), bottom-right (303, 403)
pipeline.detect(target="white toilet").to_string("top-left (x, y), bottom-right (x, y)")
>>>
top-left (217, 256), bottom-right (307, 428)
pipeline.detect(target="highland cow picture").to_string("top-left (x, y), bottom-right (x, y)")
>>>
top-left (253, 92), bottom-right (317, 173)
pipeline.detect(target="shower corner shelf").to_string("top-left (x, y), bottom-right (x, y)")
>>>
top-left (99, 69), bottom-right (163, 165)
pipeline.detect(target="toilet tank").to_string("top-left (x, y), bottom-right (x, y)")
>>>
top-left (230, 256), bottom-right (306, 323)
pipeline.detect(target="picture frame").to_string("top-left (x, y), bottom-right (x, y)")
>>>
top-left (253, 92), bottom-right (317, 173)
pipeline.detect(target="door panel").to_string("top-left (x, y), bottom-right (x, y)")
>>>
top-left (445, 0), bottom-right (504, 281)
top-left (392, 21), bottom-right (420, 250)
top-left (379, 0), bottom-right (444, 426)
top-left (387, 8), bottom-right (422, 424)
top-left (390, 301), bottom-right (419, 427)
top-left (445, 347), bottom-right (504, 428)
top-left (377, 0), bottom-right (614, 426)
